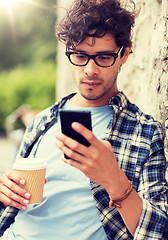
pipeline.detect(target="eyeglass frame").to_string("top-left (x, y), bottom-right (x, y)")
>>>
top-left (65, 46), bottom-right (124, 68)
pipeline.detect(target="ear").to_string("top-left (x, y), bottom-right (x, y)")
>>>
top-left (121, 47), bottom-right (132, 65)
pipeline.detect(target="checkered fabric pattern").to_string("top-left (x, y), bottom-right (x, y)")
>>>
top-left (0, 92), bottom-right (168, 239)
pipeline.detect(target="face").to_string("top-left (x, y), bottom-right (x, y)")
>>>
top-left (70, 33), bottom-right (130, 107)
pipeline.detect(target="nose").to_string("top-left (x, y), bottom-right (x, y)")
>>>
top-left (84, 59), bottom-right (99, 77)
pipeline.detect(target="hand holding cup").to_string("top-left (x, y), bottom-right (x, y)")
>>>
top-left (13, 157), bottom-right (47, 205)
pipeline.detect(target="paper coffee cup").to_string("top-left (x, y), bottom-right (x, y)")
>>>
top-left (13, 157), bottom-right (47, 204)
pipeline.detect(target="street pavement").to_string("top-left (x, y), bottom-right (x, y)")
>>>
top-left (0, 137), bottom-right (17, 177)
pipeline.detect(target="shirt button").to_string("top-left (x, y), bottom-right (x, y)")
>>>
top-left (41, 126), bottom-right (45, 131)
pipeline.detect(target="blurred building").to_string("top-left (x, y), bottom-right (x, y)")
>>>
top-left (56, 0), bottom-right (75, 100)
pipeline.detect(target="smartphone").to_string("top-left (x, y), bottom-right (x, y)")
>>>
top-left (59, 109), bottom-right (92, 158)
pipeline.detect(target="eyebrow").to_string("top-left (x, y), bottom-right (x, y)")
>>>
top-left (72, 49), bottom-right (117, 54)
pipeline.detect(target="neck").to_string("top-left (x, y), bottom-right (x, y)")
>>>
top-left (69, 90), bottom-right (119, 107)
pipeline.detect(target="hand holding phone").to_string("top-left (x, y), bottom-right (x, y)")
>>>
top-left (59, 110), bottom-right (92, 158)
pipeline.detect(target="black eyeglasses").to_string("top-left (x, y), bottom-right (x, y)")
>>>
top-left (65, 47), bottom-right (123, 68)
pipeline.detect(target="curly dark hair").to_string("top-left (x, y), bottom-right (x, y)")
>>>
top-left (56, 0), bottom-right (137, 51)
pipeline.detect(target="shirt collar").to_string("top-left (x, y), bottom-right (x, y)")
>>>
top-left (108, 91), bottom-right (128, 114)
top-left (50, 91), bottom-right (128, 118)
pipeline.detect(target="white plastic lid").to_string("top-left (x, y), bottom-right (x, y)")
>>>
top-left (13, 157), bottom-right (47, 170)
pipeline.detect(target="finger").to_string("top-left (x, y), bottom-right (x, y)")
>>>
top-left (61, 156), bottom-right (87, 173)
top-left (0, 192), bottom-right (28, 210)
top-left (0, 185), bottom-right (30, 210)
top-left (2, 171), bottom-right (31, 199)
top-left (71, 122), bottom-right (99, 147)
top-left (56, 131), bottom-right (96, 163)
top-left (72, 123), bottom-right (114, 153)
top-left (56, 132), bottom-right (88, 158)
top-left (5, 170), bottom-right (26, 186)
top-left (100, 140), bottom-right (113, 150)
top-left (0, 171), bottom-right (31, 209)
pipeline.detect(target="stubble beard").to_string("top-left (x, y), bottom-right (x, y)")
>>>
top-left (78, 74), bottom-right (118, 101)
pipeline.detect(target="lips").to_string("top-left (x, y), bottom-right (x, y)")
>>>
top-left (83, 81), bottom-right (101, 86)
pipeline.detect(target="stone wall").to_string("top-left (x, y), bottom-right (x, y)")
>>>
top-left (118, 0), bottom-right (168, 172)
top-left (56, 0), bottom-right (168, 175)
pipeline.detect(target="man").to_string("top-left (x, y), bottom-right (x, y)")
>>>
top-left (0, 0), bottom-right (168, 239)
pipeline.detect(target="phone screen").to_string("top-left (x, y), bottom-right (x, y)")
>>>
top-left (59, 110), bottom-right (92, 158)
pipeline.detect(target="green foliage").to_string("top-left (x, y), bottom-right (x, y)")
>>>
top-left (0, 0), bottom-right (57, 69)
top-left (0, 0), bottom-right (57, 133)
top-left (0, 61), bottom-right (56, 132)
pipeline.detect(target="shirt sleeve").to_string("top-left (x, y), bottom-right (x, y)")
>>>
top-left (0, 205), bottom-right (19, 237)
top-left (134, 123), bottom-right (168, 239)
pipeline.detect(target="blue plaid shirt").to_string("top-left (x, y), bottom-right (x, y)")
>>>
top-left (0, 92), bottom-right (168, 239)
